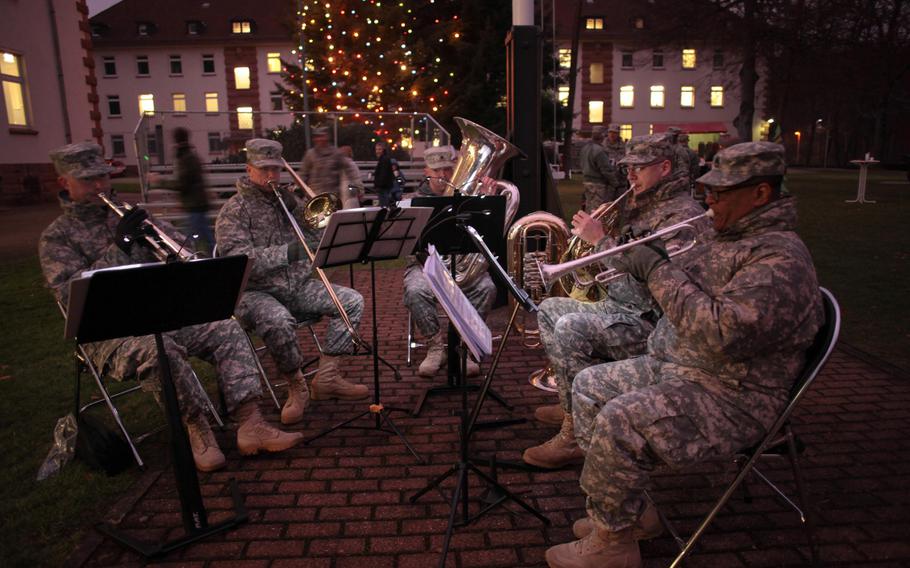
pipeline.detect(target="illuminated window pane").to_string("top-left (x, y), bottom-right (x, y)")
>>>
top-left (585, 18), bottom-right (604, 30)
top-left (619, 85), bottom-right (634, 108)
top-left (237, 106), bottom-right (253, 129)
top-left (138, 93), bottom-right (155, 115)
top-left (620, 124), bottom-right (632, 141)
top-left (234, 66), bottom-right (250, 89)
top-left (558, 85), bottom-right (569, 107)
top-left (682, 49), bottom-right (696, 69)
top-left (205, 92), bottom-right (219, 112)
top-left (172, 93), bottom-right (186, 113)
top-left (680, 86), bottom-right (695, 108)
top-left (558, 48), bottom-right (571, 69)
top-left (1, 52), bottom-right (20, 76)
top-left (633, 18), bottom-right (645, 29)
top-left (588, 100), bottom-right (604, 123)
top-left (650, 85), bottom-right (665, 108)
top-left (710, 86), bottom-right (724, 107)
top-left (2, 81), bottom-right (27, 125)
top-left (232, 21), bottom-right (251, 34)
top-left (589, 63), bottom-right (603, 84)
top-left (267, 52), bottom-right (282, 74)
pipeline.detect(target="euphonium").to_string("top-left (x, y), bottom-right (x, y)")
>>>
top-left (98, 193), bottom-right (198, 262)
top-left (446, 117), bottom-right (522, 287)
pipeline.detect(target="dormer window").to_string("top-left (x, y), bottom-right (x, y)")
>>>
top-left (90, 23), bottom-right (107, 38)
top-left (137, 22), bottom-right (155, 36)
top-left (633, 17), bottom-right (645, 29)
top-left (232, 20), bottom-right (253, 34)
top-left (585, 17), bottom-right (604, 30)
top-left (186, 20), bottom-right (204, 35)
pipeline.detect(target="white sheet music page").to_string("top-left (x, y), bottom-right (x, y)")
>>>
top-left (422, 245), bottom-right (492, 361)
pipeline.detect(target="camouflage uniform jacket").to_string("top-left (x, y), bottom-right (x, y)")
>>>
top-left (579, 140), bottom-right (622, 187)
top-left (300, 145), bottom-right (361, 196)
top-left (603, 139), bottom-right (627, 169)
top-left (672, 145), bottom-right (692, 179)
top-left (215, 176), bottom-right (322, 304)
top-left (595, 173), bottom-right (712, 318)
top-left (647, 196), bottom-right (823, 397)
top-left (39, 192), bottom-right (181, 363)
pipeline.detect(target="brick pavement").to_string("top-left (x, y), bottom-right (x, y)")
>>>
top-left (71, 267), bottom-right (910, 568)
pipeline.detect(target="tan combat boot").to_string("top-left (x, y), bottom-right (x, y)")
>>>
top-left (280, 369), bottom-right (310, 425)
top-left (235, 401), bottom-right (303, 456)
top-left (522, 414), bottom-right (585, 469)
top-left (534, 403), bottom-right (566, 426)
top-left (545, 526), bottom-right (641, 568)
top-left (572, 503), bottom-right (663, 540)
top-left (311, 355), bottom-right (369, 400)
top-left (185, 418), bottom-right (226, 472)
top-left (417, 331), bottom-right (447, 377)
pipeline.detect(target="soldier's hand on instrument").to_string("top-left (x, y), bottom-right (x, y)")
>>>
top-left (278, 186), bottom-right (298, 212)
top-left (571, 210), bottom-right (605, 245)
top-left (478, 176), bottom-right (497, 194)
top-left (287, 240), bottom-right (307, 263)
top-left (114, 207), bottom-right (149, 253)
top-left (617, 222), bottom-right (649, 244)
top-left (614, 238), bottom-right (670, 282)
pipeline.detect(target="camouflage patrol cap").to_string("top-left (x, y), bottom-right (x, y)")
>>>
top-left (245, 138), bottom-right (284, 168)
top-left (666, 126), bottom-right (681, 135)
top-left (424, 145), bottom-right (456, 170)
top-left (618, 134), bottom-right (675, 165)
top-left (312, 125), bottom-right (329, 137)
top-left (49, 141), bottom-right (114, 179)
top-left (607, 123), bottom-right (621, 133)
top-left (696, 141), bottom-right (786, 187)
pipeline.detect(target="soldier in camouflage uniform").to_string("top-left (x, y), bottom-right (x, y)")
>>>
top-left (40, 142), bottom-right (302, 473)
top-left (216, 139), bottom-right (369, 427)
top-left (579, 129), bottom-right (625, 212)
top-left (404, 145), bottom-right (496, 378)
top-left (665, 126), bottom-right (693, 182)
top-left (299, 126), bottom-right (362, 200)
top-left (678, 132), bottom-right (702, 183)
top-left (602, 124), bottom-right (628, 181)
top-left (525, 134), bottom-right (711, 469)
top-left (545, 142), bottom-right (823, 568)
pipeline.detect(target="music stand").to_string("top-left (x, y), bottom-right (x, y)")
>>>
top-left (304, 206), bottom-right (432, 464)
top-left (65, 256), bottom-right (251, 559)
top-left (409, 194), bottom-right (513, 416)
top-left (410, 248), bottom-right (549, 568)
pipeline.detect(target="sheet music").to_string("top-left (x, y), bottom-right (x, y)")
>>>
top-left (422, 245), bottom-right (492, 361)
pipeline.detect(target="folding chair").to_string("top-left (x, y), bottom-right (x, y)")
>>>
top-left (61, 302), bottom-right (224, 469)
top-left (659, 287), bottom-right (840, 567)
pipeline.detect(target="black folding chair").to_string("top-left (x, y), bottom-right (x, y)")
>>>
top-left (659, 287), bottom-right (841, 567)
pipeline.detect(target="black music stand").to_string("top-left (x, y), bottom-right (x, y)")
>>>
top-left (409, 247), bottom-right (549, 568)
top-left (409, 194), bottom-right (513, 416)
top-left (304, 206), bottom-right (432, 464)
top-left (65, 256), bottom-right (251, 559)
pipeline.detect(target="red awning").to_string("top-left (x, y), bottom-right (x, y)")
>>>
top-left (652, 122), bottom-right (730, 134)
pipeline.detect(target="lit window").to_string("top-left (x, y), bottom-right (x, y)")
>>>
top-left (1, 52), bottom-right (29, 127)
top-left (713, 50), bottom-right (724, 69)
top-left (680, 86), bottom-right (695, 108)
top-left (619, 85), bottom-right (634, 108)
top-left (710, 86), bottom-right (724, 107)
top-left (649, 124), bottom-right (654, 135)
top-left (138, 93), bottom-right (155, 115)
top-left (267, 52), bottom-right (282, 74)
top-left (682, 49), bottom-right (696, 69)
top-left (202, 54), bottom-right (215, 74)
top-left (172, 93), bottom-right (186, 113)
top-left (237, 106), bottom-right (253, 129)
top-left (136, 55), bottom-right (149, 76)
top-left (232, 20), bottom-right (252, 34)
top-left (102, 56), bottom-right (117, 76)
top-left (650, 85), bottom-right (665, 108)
top-left (652, 50), bottom-right (663, 68)
top-left (205, 92), bottom-right (219, 113)
top-left (111, 134), bottom-right (125, 157)
top-left (585, 18), bottom-right (604, 30)
top-left (234, 66), bottom-right (250, 89)
top-left (107, 95), bottom-right (121, 117)
top-left (589, 63), bottom-right (603, 84)
top-left (558, 48), bottom-right (571, 69)
top-left (588, 100), bottom-right (604, 123)
top-left (633, 17), bottom-right (645, 29)
top-left (558, 85), bottom-right (569, 107)
top-left (621, 51), bottom-right (633, 68)
top-left (169, 55), bottom-right (182, 75)
top-left (620, 124), bottom-right (632, 141)
top-left (208, 132), bottom-right (222, 152)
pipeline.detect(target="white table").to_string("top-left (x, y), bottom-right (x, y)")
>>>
top-left (847, 159), bottom-right (879, 204)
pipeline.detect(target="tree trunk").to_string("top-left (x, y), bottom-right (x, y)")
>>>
top-left (734, 0), bottom-right (757, 142)
top-left (560, 0), bottom-right (583, 172)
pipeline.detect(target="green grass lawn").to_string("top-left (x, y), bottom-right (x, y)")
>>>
top-left (0, 167), bottom-right (905, 566)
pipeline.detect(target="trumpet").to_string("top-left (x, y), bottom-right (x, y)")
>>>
top-left (98, 193), bottom-right (198, 262)
top-left (280, 157), bottom-right (340, 230)
top-left (537, 210), bottom-right (713, 292)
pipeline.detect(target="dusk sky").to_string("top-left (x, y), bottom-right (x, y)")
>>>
top-left (87, 0), bottom-right (121, 17)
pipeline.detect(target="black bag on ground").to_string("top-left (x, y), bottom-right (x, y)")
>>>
top-left (75, 413), bottom-right (133, 475)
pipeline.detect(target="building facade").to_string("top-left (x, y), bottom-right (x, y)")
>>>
top-left (0, 0), bottom-right (99, 203)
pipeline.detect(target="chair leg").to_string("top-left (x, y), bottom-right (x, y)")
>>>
top-left (406, 313), bottom-right (414, 367)
top-left (189, 370), bottom-right (224, 428)
top-left (785, 425), bottom-right (820, 567)
top-left (243, 331), bottom-right (281, 411)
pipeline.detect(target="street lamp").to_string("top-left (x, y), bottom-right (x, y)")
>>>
top-left (794, 130), bottom-right (802, 164)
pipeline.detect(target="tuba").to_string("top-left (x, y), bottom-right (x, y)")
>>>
top-left (446, 117), bottom-right (522, 287)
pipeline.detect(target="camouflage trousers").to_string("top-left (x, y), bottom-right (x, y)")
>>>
top-left (84, 319), bottom-right (262, 420)
top-left (236, 279), bottom-right (363, 373)
top-left (572, 355), bottom-right (781, 531)
top-left (538, 296), bottom-right (653, 413)
top-left (402, 265), bottom-right (496, 338)
top-left (582, 181), bottom-right (621, 213)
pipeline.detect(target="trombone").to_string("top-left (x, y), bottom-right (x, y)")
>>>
top-left (98, 193), bottom-right (198, 262)
top-left (268, 170), bottom-right (370, 353)
top-left (537, 209), bottom-right (713, 292)
top-left (279, 157), bottom-right (340, 230)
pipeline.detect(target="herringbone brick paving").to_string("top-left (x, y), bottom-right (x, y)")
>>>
top-left (73, 267), bottom-right (910, 567)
